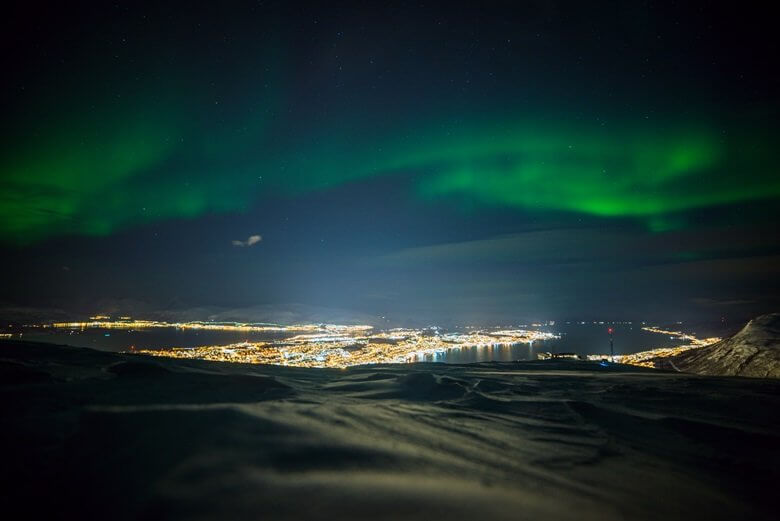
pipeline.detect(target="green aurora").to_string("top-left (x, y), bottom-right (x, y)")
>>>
top-left (2, 98), bottom-right (778, 243)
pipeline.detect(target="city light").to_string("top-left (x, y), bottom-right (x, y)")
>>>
top-left (127, 323), bottom-right (557, 368)
top-left (30, 318), bottom-right (720, 370)
top-left (584, 327), bottom-right (720, 368)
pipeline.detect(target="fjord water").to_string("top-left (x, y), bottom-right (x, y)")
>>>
top-left (10, 327), bottom-right (293, 352)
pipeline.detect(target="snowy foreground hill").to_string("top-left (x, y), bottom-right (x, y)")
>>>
top-left (1, 341), bottom-right (778, 521)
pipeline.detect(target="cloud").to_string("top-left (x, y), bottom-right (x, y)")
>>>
top-left (231, 234), bottom-right (262, 247)
top-left (691, 297), bottom-right (757, 307)
top-left (365, 224), bottom-right (779, 270)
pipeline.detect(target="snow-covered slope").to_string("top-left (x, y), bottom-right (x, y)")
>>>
top-left (1, 341), bottom-right (778, 520)
top-left (668, 313), bottom-right (780, 378)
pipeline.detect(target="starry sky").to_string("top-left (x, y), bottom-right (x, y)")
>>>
top-left (2, 1), bottom-right (779, 325)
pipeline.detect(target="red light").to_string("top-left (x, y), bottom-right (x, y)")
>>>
top-left (608, 328), bottom-right (613, 334)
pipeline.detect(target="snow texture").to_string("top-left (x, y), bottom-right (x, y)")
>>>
top-left (1, 340), bottom-right (778, 520)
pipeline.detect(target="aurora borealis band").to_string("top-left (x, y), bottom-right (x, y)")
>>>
top-left (2, 100), bottom-right (778, 241)
top-left (2, 2), bottom-right (779, 323)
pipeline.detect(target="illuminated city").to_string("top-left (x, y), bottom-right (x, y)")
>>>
top-left (36, 317), bottom-right (557, 368)
top-left (596, 327), bottom-right (721, 368)
top-left (133, 326), bottom-right (558, 368)
top-left (35, 317), bottom-right (724, 369)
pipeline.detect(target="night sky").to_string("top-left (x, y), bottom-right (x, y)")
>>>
top-left (2, 2), bottom-right (779, 325)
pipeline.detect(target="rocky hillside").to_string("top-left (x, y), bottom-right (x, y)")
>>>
top-left (665, 313), bottom-right (780, 378)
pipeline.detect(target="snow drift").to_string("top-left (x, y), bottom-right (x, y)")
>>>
top-left (1, 340), bottom-right (778, 520)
